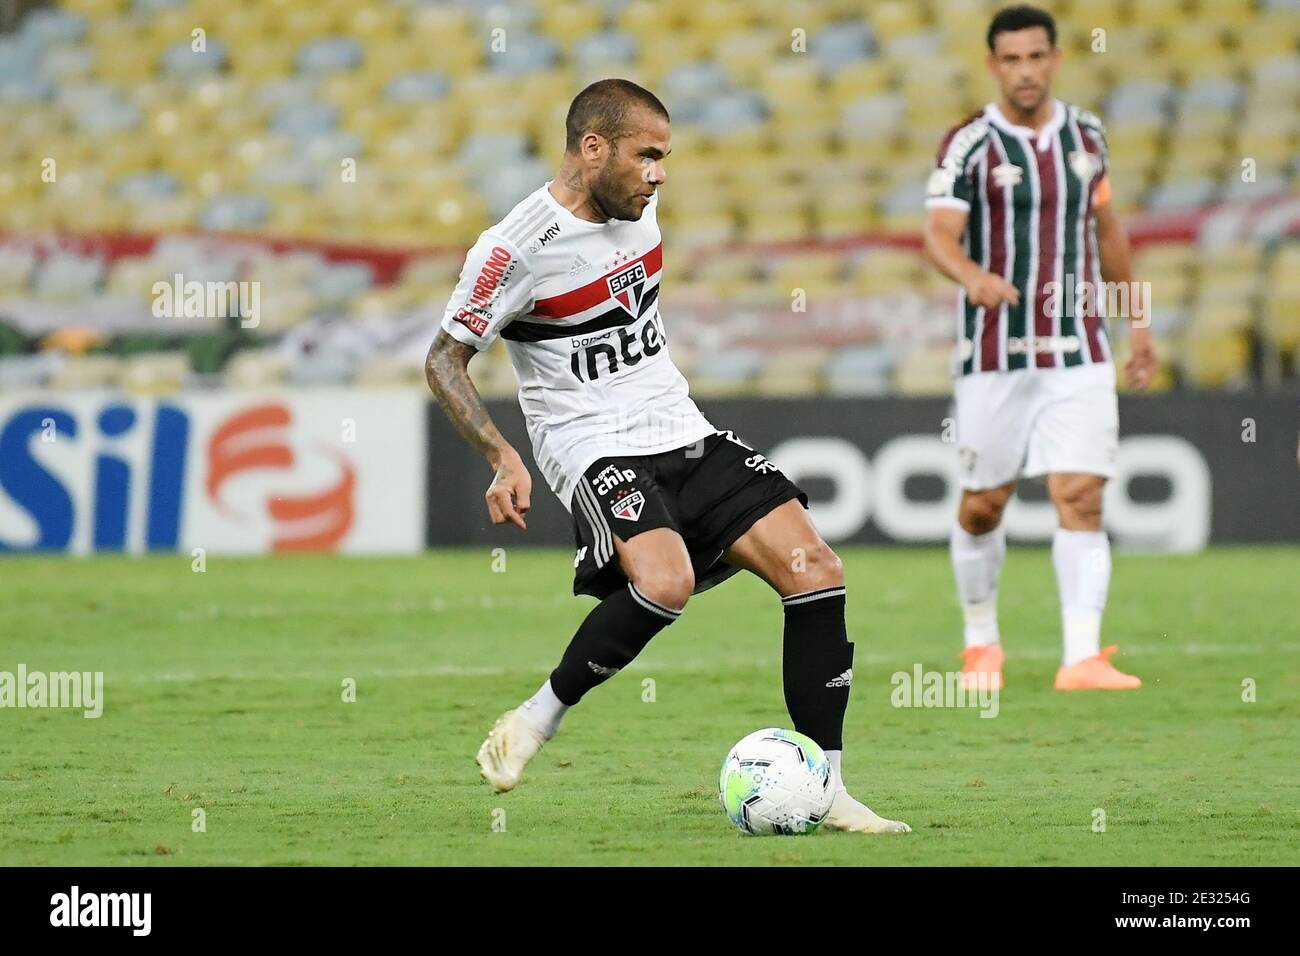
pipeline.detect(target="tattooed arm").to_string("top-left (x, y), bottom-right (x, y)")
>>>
top-left (426, 329), bottom-right (532, 530)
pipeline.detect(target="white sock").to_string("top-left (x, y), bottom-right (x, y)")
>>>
top-left (825, 749), bottom-right (844, 791)
top-left (517, 678), bottom-right (568, 738)
top-left (1052, 528), bottom-right (1111, 666)
top-left (950, 523), bottom-right (1005, 647)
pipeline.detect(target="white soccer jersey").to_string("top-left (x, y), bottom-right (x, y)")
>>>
top-left (440, 182), bottom-right (715, 511)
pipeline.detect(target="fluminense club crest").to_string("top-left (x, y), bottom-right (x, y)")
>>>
top-left (1069, 150), bottom-right (1101, 182)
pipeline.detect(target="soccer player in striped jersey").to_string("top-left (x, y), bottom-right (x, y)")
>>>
top-left (922, 5), bottom-right (1157, 691)
top-left (427, 80), bottom-right (908, 832)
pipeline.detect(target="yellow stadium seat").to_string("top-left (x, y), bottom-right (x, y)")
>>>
top-left (1262, 293), bottom-right (1300, 352)
top-left (1127, 0), bottom-right (1186, 30)
top-left (49, 355), bottom-right (122, 391)
top-left (869, 1), bottom-right (924, 43)
top-left (893, 344), bottom-right (953, 396)
top-left (123, 353), bottom-right (190, 396)
top-left (1180, 331), bottom-right (1250, 388)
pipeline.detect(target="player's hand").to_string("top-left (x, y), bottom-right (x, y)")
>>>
top-left (1125, 324), bottom-right (1158, 391)
top-left (486, 447), bottom-right (532, 530)
top-left (963, 271), bottom-right (1021, 311)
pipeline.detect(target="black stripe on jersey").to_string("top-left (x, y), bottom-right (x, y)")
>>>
top-left (500, 284), bottom-right (660, 342)
top-left (1058, 121), bottom-right (1085, 368)
top-left (996, 130), bottom-right (1034, 371)
top-left (963, 152), bottom-right (986, 376)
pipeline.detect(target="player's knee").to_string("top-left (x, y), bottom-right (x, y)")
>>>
top-left (1053, 478), bottom-right (1104, 525)
top-left (633, 564), bottom-right (694, 612)
top-left (795, 541), bottom-right (844, 592)
top-left (960, 492), bottom-right (1007, 535)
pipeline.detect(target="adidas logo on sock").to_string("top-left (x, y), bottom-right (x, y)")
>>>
top-left (825, 668), bottom-right (853, 688)
top-left (587, 660), bottom-right (620, 677)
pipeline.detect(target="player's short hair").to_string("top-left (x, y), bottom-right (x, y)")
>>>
top-left (986, 4), bottom-right (1057, 52)
top-left (564, 79), bottom-right (669, 154)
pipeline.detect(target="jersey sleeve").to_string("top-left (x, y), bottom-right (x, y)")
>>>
top-left (1079, 115), bottom-right (1112, 208)
top-left (925, 121), bottom-right (986, 213)
top-left (439, 233), bottom-right (534, 350)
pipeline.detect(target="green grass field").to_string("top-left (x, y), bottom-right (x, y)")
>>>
top-left (2, 546), bottom-right (1297, 866)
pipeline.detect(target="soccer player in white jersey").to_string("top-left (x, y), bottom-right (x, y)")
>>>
top-left (922, 6), bottom-right (1158, 691)
top-left (426, 79), bottom-right (908, 832)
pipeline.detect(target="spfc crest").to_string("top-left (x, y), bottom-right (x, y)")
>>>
top-left (607, 260), bottom-right (648, 318)
top-left (1069, 150), bottom-right (1101, 183)
top-left (611, 490), bottom-right (645, 521)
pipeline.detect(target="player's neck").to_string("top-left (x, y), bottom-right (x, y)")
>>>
top-left (997, 96), bottom-right (1055, 133)
top-left (549, 168), bottom-right (609, 223)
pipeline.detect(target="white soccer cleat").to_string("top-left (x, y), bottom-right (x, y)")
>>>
top-left (823, 789), bottom-right (912, 834)
top-left (475, 709), bottom-right (548, 793)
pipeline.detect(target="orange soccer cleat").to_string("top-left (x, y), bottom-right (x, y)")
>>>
top-left (1054, 645), bottom-right (1142, 690)
top-left (961, 643), bottom-right (1004, 691)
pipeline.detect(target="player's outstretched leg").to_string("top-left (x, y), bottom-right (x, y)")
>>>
top-left (952, 484), bottom-right (1012, 690)
top-left (1047, 473), bottom-right (1140, 690)
top-left (726, 500), bottom-right (910, 834)
top-left (475, 529), bottom-right (691, 792)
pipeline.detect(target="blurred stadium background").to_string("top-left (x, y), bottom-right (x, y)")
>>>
top-left (2, 0), bottom-right (1299, 395)
top-left (0, 0), bottom-right (1297, 556)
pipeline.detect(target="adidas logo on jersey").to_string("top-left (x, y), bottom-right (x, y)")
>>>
top-left (825, 668), bottom-right (853, 688)
top-left (569, 254), bottom-right (592, 277)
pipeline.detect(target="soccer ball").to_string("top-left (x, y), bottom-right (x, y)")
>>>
top-left (718, 728), bottom-right (835, 835)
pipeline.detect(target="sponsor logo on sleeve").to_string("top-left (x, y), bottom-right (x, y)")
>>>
top-left (453, 245), bottom-right (516, 336)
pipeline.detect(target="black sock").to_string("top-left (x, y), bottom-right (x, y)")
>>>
top-left (781, 586), bottom-right (853, 751)
top-left (549, 583), bottom-right (681, 705)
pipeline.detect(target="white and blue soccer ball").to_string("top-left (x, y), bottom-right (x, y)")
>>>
top-left (719, 728), bottom-right (835, 836)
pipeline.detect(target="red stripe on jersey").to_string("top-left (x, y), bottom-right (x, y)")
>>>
top-left (530, 244), bottom-right (663, 320)
top-left (1033, 144), bottom-right (1060, 368)
top-left (1077, 130), bottom-right (1106, 363)
top-left (982, 138), bottom-right (1008, 372)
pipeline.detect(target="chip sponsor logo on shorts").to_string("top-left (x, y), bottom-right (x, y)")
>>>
top-left (959, 446), bottom-right (978, 473)
top-left (745, 452), bottom-right (780, 474)
top-left (574, 545), bottom-right (588, 568)
top-left (610, 490), bottom-right (645, 521)
top-left (594, 464), bottom-right (636, 496)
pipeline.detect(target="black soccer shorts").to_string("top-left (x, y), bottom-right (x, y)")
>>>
top-left (570, 429), bottom-right (809, 599)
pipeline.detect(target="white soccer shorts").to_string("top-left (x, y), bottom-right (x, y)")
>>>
top-left (952, 362), bottom-right (1119, 491)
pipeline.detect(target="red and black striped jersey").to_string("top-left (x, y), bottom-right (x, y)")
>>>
top-left (926, 99), bottom-right (1113, 375)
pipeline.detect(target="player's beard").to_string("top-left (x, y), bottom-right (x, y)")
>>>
top-left (589, 159), bottom-right (641, 222)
